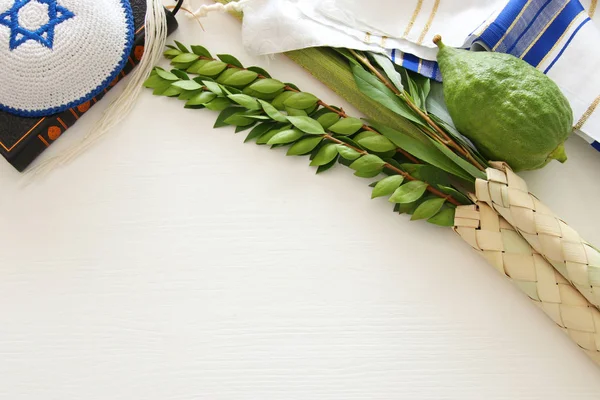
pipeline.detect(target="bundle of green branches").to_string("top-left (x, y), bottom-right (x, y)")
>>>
top-left (145, 42), bottom-right (489, 226)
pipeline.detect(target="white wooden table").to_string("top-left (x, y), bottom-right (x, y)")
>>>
top-left (1, 12), bottom-right (600, 400)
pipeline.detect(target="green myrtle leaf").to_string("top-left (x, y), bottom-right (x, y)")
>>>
top-left (217, 54), bottom-right (244, 68)
top-left (371, 175), bottom-right (404, 198)
top-left (172, 61), bottom-right (196, 70)
top-left (427, 207), bottom-right (456, 226)
top-left (151, 80), bottom-right (173, 95)
top-left (143, 74), bottom-right (165, 89)
top-left (224, 113), bottom-right (256, 127)
top-left (352, 64), bottom-right (422, 125)
top-left (284, 82), bottom-right (300, 91)
top-left (171, 69), bottom-right (191, 80)
top-left (257, 100), bottom-right (287, 122)
top-left (411, 198), bottom-right (445, 220)
top-left (267, 128), bottom-right (304, 145)
top-left (310, 143), bottom-right (339, 166)
top-left (228, 94), bottom-right (261, 110)
top-left (185, 91), bottom-right (217, 107)
top-left (287, 116), bottom-right (325, 134)
top-left (438, 185), bottom-right (471, 205)
top-left (354, 169), bottom-right (382, 178)
top-left (353, 131), bottom-right (378, 142)
top-left (155, 68), bottom-right (179, 81)
top-left (245, 122), bottom-right (275, 143)
top-left (179, 89), bottom-right (202, 101)
top-left (215, 68), bottom-right (240, 84)
top-left (222, 70), bottom-right (258, 87)
top-left (172, 80), bottom-right (203, 91)
top-left (256, 129), bottom-right (281, 145)
top-left (316, 113), bottom-right (340, 129)
top-left (174, 41), bottom-right (189, 53)
top-left (187, 59), bottom-right (209, 74)
top-left (357, 135), bottom-right (396, 152)
top-left (204, 97), bottom-right (231, 111)
top-left (316, 156), bottom-right (338, 174)
top-left (235, 122), bottom-right (257, 133)
top-left (202, 80), bottom-right (223, 95)
top-left (349, 154), bottom-right (385, 175)
top-left (283, 92), bottom-right (319, 109)
top-left (197, 61), bottom-right (228, 77)
top-left (214, 107), bottom-right (243, 128)
top-left (191, 45), bottom-right (211, 57)
top-left (389, 180), bottom-right (428, 204)
top-left (328, 117), bottom-right (363, 135)
top-left (271, 92), bottom-right (295, 110)
top-left (172, 53), bottom-right (200, 64)
top-left (285, 107), bottom-right (307, 117)
top-left (164, 48), bottom-right (181, 58)
top-left (336, 145), bottom-right (361, 160)
top-left (397, 200), bottom-right (420, 215)
top-left (248, 78), bottom-right (285, 94)
top-left (242, 86), bottom-right (283, 101)
top-left (247, 66), bottom-right (271, 78)
top-left (162, 85), bottom-right (183, 97)
top-left (287, 136), bottom-right (323, 155)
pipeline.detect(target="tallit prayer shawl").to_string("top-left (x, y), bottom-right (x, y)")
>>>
top-left (240, 0), bottom-right (600, 151)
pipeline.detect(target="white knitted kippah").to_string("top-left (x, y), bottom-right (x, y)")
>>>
top-left (0, 0), bottom-right (134, 117)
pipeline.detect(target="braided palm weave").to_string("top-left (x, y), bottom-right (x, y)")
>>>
top-left (455, 201), bottom-right (600, 365)
top-left (473, 162), bottom-right (600, 311)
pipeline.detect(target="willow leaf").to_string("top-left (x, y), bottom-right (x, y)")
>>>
top-left (370, 122), bottom-right (472, 182)
top-left (352, 64), bottom-right (421, 126)
top-left (428, 139), bottom-right (486, 180)
top-left (370, 52), bottom-right (403, 93)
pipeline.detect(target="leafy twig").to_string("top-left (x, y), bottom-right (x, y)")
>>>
top-left (348, 49), bottom-right (486, 172)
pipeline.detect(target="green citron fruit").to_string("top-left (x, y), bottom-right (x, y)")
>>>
top-left (433, 35), bottom-right (572, 171)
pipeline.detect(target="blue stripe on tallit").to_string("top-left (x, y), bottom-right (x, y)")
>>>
top-left (401, 52), bottom-right (420, 72)
top-left (503, 0), bottom-right (555, 54)
top-left (544, 17), bottom-right (590, 73)
top-left (522, 0), bottom-right (583, 65)
top-left (384, 0), bottom-right (597, 152)
top-left (478, 0), bottom-right (534, 49)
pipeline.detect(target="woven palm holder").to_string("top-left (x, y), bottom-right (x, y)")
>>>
top-left (472, 162), bottom-right (600, 310)
top-left (454, 202), bottom-right (600, 365)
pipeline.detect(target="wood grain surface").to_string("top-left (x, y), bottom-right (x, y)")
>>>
top-left (1, 10), bottom-right (600, 400)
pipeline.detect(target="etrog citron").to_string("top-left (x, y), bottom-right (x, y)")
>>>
top-left (433, 35), bottom-right (572, 171)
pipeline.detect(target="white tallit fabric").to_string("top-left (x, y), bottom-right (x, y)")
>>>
top-left (240, 0), bottom-right (600, 151)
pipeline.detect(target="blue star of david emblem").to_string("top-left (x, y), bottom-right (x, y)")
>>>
top-left (0, 0), bottom-right (74, 50)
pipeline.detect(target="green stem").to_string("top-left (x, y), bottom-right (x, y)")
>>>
top-left (349, 49), bottom-right (486, 172)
